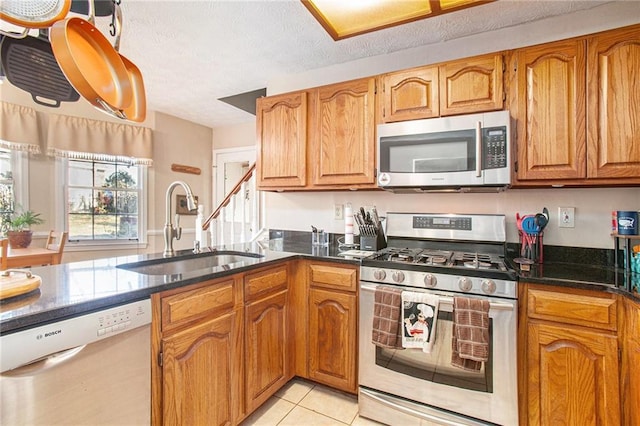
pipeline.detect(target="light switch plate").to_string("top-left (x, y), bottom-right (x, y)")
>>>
top-left (558, 207), bottom-right (575, 228)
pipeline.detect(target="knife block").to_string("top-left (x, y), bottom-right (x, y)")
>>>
top-left (360, 231), bottom-right (387, 251)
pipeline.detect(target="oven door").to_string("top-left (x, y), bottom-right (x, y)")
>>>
top-left (359, 281), bottom-right (518, 425)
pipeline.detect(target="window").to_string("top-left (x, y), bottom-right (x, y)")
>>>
top-left (65, 159), bottom-right (146, 244)
top-left (0, 149), bottom-right (15, 216)
top-left (0, 148), bottom-right (28, 231)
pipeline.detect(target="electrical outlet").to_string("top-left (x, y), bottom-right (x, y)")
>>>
top-left (334, 204), bottom-right (344, 220)
top-left (558, 207), bottom-right (575, 228)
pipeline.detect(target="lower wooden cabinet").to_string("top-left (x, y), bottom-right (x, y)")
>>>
top-left (151, 260), bottom-right (638, 425)
top-left (151, 275), bottom-right (244, 425)
top-left (245, 290), bottom-right (290, 413)
top-left (522, 283), bottom-right (620, 425)
top-left (161, 312), bottom-right (242, 425)
top-left (621, 297), bottom-right (640, 426)
top-left (308, 287), bottom-right (357, 392)
top-left (306, 262), bottom-right (358, 393)
top-left (243, 263), bottom-right (292, 414)
top-left (151, 259), bottom-right (360, 424)
top-left (527, 321), bottom-right (620, 425)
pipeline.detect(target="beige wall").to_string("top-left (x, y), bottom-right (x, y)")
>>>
top-left (1, 84), bottom-right (213, 262)
top-left (212, 122), bottom-right (255, 150)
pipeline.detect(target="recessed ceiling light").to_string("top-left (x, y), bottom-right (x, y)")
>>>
top-left (301, 0), bottom-right (495, 41)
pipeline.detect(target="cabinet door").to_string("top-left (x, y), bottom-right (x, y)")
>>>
top-left (527, 321), bottom-right (620, 426)
top-left (309, 78), bottom-right (376, 187)
top-left (622, 297), bottom-right (640, 426)
top-left (515, 39), bottom-right (587, 181)
top-left (256, 91), bottom-right (307, 188)
top-left (308, 287), bottom-right (357, 393)
top-left (161, 311), bottom-right (242, 426)
top-left (439, 53), bottom-right (504, 116)
top-left (587, 25), bottom-right (640, 179)
top-left (245, 290), bottom-right (290, 412)
top-left (379, 66), bottom-right (439, 122)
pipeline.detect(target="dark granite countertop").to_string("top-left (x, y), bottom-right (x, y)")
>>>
top-left (0, 237), bottom-right (358, 335)
top-left (2, 231), bottom-right (638, 335)
top-left (505, 244), bottom-right (640, 302)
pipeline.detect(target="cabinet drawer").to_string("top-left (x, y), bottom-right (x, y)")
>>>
top-left (527, 286), bottom-right (617, 331)
top-left (244, 263), bottom-right (288, 302)
top-left (309, 263), bottom-right (357, 292)
top-left (161, 278), bottom-right (236, 331)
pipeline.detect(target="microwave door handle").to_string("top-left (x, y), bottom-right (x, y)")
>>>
top-left (475, 121), bottom-right (482, 178)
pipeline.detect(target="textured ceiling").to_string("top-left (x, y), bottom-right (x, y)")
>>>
top-left (93, 1), bottom-right (609, 128)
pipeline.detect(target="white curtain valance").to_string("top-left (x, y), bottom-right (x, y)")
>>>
top-left (0, 102), bottom-right (42, 153)
top-left (46, 114), bottom-right (153, 165)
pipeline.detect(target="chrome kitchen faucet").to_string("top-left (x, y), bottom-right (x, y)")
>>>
top-left (163, 181), bottom-right (197, 257)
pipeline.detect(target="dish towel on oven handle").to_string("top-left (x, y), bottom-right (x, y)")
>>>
top-left (371, 285), bottom-right (404, 349)
top-left (401, 291), bottom-right (439, 353)
top-left (451, 296), bottom-right (490, 371)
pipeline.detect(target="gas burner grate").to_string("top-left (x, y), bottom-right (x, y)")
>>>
top-left (455, 252), bottom-right (493, 263)
top-left (452, 252), bottom-right (504, 270)
top-left (374, 247), bottom-right (423, 263)
top-left (416, 250), bottom-right (452, 266)
top-left (463, 260), bottom-right (493, 269)
top-left (388, 253), bottom-right (416, 263)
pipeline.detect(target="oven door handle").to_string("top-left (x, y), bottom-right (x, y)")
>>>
top-left (360, 282), bottom-right (515, 312)
top-left (436, 295), bottom-right (514, 312)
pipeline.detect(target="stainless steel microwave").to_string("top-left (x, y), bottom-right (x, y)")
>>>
top-left (376, 110), bottom-right (511, 192)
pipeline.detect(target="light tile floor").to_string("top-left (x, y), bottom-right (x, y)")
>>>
top-left (241, 378), bottom-right (384, 426)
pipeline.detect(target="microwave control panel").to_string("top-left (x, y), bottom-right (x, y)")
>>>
top-left (482, 126), bottom-right (507, 169)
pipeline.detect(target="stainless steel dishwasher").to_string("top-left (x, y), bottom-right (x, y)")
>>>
top-left (0, 299), bottom-right (151, 425)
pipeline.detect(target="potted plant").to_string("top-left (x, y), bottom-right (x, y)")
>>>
top-left (3, 209), bottom-right (45, 249)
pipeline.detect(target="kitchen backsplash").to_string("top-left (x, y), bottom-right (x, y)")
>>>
top-left (264, 187), bottom-right (640, 250)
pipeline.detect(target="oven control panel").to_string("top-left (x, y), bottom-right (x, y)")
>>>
top-left (413, 215), bottom-right (472, 231)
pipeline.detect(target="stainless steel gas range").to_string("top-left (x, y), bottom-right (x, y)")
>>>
top-left (358, 213), bottom-right (518, 426)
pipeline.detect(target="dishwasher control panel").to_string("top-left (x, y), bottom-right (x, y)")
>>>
top-left (97, 300), bottom-right (149, 337)
top-left (1, 299), bottom-right (151, 373)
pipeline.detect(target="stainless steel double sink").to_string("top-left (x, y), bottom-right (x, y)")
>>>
top-left (117, 251), bottom-right (264, 276)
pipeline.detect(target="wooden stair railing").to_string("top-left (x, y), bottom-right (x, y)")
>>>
top-left (202, 163), bottom-right (256, 231)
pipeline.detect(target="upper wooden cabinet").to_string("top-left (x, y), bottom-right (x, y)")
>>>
top-left (256, 91), bottom-right (307, 188)
top-left (379, 65), bottom-right (439, 122)
top-left (439, 53), bottom-right (504, 116)
top-left (256, 24), bottom-right (640, 190)
top-left (379, 53), bottom-right (503, 123)
top-left (511, 39), bottom-right (586, 181)
top-left (511, 24), bottom-right (640, 185)
top-left (587, 25), bottom-right (640, 179)
top-left (309, 77), bottom-right (377, 188)
top-left (256, 78), bottom-right (377, 191)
